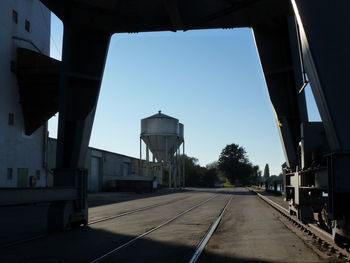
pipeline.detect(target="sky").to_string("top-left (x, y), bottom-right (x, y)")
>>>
top-left (48, 14), bottom-right (320, 176)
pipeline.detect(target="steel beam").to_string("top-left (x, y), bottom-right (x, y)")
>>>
top-left (253, 19), bottom-right (306, 170)
top-left (56, 26), bottom-right (110, 174)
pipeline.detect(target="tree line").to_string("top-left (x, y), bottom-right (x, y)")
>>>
top-left (184, 143), bottom-right (275, 187)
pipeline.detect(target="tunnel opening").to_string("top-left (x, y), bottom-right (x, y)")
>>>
top-left (48, 20), bottom-right (293, 176)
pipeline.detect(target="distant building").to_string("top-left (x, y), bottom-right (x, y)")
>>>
top-left (0, 0), bottom-right (51, 187)
top-left (48, 138), bottom-right (162, 192)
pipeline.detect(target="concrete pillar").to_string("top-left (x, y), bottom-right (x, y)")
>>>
top-left (146, 145), bottom-right (149, 177)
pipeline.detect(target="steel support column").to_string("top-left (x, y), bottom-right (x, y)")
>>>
top-left (183, 141), bottom-right (185, 188)
top-left (253, 19), bottom-right (306, 171)
top-left (56, 27), bottom-right (110, 173)
top-left (49, 22), bottom-right (110, 231)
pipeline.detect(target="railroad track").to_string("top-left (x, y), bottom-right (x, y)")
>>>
top-left (6, 189), bottom-right (335, 262)
top-left (89, 194), bottom-right (233, 263)
top-left (189, 195), bottom-right (233, 263)
top-left (0, 194), bottom-right (193, 249)
top-left (254, 190), bottom-right (350, 262)
top-left (88, 194), bottom-right (192, 225)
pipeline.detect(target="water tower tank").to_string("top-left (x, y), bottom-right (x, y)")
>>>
top-left (141, 111), bottom-right (182, 162)
top-left (177, 123), bottom-right (184, 148)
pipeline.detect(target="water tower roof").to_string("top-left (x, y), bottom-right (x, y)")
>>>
top-left (145, 111), bottom-right (177, 120)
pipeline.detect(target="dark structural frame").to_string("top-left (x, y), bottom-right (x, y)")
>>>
top-left (2, 0), bottom-right (349, 241)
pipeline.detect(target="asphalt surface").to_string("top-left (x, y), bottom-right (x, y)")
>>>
top-left (0, 188), bottom-right (327, 263)
top-left (199, 189), bottom-right (325, 263)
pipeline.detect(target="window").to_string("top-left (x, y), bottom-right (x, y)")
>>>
top-left (12, 10), bottom-right (18, 24)
top-left (127, 163), bottom-right (131, 175)
top-left (120, 164), bottom-right (123, 176)
top-left (17, 168), bottom-right (28, 187)
top-left (7, 168), bottom-right (13, 180)
top-left (25, 19), bottom-right (30, 32)
top-left (8, 113), bottom-right (14, 126)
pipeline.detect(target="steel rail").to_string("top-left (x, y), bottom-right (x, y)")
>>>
top-left (88, 195), bottom-right (192, 225)
top-left (89, 194), bottom-right (219, 263)
top-left (254, 191), bottom-right (350, 261)
top-left (0, 194), bottom-right (192, 249)
top-left (188, 195), bottom-right (233, 263)
top-left (0, 234), bottom-right (47, 249)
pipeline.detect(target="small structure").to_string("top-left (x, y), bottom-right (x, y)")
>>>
top-left (140, 111), bottom-right (185, 188)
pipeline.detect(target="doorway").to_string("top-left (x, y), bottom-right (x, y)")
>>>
top-left (17, 168), bottom-right (28, 188)
top-left (90, 157), bottom-right (100, 192)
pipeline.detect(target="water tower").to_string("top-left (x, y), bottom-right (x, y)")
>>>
top-left (140, 111), bottom-right (185, 188)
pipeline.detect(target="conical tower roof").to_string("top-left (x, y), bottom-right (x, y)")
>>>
top-left (143, 110), bottom-right (177, 120)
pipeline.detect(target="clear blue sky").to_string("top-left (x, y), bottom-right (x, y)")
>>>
top-left (49, 14), bottom-right (320, 175)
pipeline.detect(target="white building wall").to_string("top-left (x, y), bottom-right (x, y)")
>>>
top-left (47, 139), bottom-right (156, 192)
top-left (0, 0), bottom-right (51, 187)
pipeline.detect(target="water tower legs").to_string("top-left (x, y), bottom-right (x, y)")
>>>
top-left (169, 164), bottom-right (172, 188)
top-left (182, 142), bottom-right (185, 188)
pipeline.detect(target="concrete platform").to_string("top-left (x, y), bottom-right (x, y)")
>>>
top-left (256, 190), bottom-right (289, 210)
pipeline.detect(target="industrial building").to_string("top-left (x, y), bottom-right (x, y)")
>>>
top-left (48, 138), bottom-right (158, 192)
top-left (0, 0), bottom-right (161, 192)
top-left (0, 0), bottom-right (51, 188)
top-left (45, 111), bottom-right (186, 192)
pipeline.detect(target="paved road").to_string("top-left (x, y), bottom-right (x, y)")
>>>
top-left (199, 188), bottom-right (325, 263)
top-left (0, 189), bottom-right (186, 246)
top-left (0, 188), bottom-right (327, 263)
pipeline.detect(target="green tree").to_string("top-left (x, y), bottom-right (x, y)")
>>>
top-left (206, 161), bottom-right (218, 170)
top-left (263, 163), bottom-right (270, 180)
top-left (218, 144), bottom-right (252, 185)
top-left (203, 167), bottom-right (218, 187)
top-left (182, 155), bottom-right (218, 187)
top-left (250, 165), bottom-right (260, 185)
top-left (206, 161), bottom-right (225, 184)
